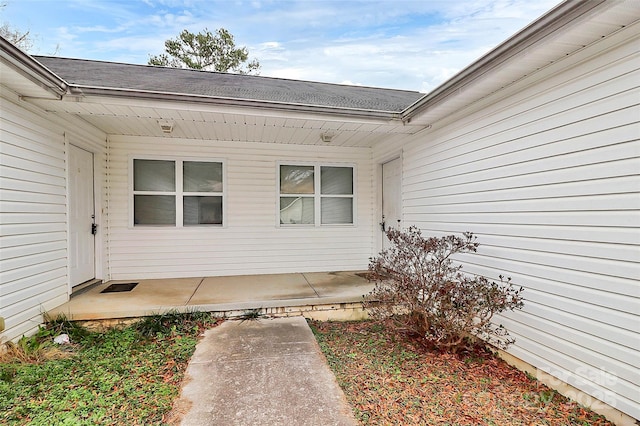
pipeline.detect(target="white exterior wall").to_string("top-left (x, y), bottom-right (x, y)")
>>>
top-left (106, 135), bottom-right (374, 279)
top-left (0, 91), bottom-right (106, 341)
top-left (375, 27), bottom-right (639, 418)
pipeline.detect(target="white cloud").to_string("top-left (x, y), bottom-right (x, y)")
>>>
top-left (74, 25), bottom-right (129, 34)
top-left (241, 0), bottom-right (562, 90)
top-left (5, 0), bottom-right (562, 90)
top-left (260, 41), bottom-right (282, 49)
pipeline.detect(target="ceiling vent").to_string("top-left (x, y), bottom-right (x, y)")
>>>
top-left (158, 120), bottom-right (174, 134)
top-left (320, 132), bottom-right (335, 143)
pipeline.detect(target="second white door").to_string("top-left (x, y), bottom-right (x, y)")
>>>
top-left (381, 157), bottom-right (402, 249)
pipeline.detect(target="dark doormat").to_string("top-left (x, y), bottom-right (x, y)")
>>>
top-left (101, 282), bottom-right (139, 293)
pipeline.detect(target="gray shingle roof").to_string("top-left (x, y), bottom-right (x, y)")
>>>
top-left (34, 56), bottom-right (423, 113)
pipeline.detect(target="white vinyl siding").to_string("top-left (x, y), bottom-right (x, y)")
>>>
top-left (0, 92), bottom-right (106, 342)
top-left (107, 136), bottom-right (373, 278)
top-left (376, 27), bottom-right (639, 419)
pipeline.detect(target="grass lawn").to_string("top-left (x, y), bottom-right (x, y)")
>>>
top-left (311, 320), bottom-right (614, 426)
top-left (0, 312), bottom-right (221, 425)
top-left (1, 315), bottom-right (615, 425)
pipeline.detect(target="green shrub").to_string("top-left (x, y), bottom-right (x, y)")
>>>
top-left (364, 227), bottom-right (524, 352)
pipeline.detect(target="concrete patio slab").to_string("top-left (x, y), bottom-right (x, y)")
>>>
top-left (175, 317), bottom-right (356, 426)
top-left (303, 271), bottom-right (373, 299)
top-left (47, 271), bottom-right (374, 321)
top-left (49, 278), bottom-right (202, 320)
top-left (190, 273), bottom-right (316, 305)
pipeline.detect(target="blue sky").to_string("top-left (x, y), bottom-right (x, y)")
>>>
top-left (2, 0), bottom-right (561, 91)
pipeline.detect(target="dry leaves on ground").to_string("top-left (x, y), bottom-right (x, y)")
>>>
top-left (312, 320), bottom-right (613, 426)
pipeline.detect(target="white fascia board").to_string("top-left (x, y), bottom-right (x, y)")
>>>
top-left (43, 89), bottom-right (407, 127)
top-left (60, 85), bottom-right (405, 124)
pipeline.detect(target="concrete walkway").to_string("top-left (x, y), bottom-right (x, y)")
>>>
top-left (173, 316), bottom-right (356, 426)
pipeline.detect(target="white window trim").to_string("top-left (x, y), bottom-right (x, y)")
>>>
top-left (129, 155), bottom-right (227, 228)
top-left (277, 161), bottom-right (357, 228)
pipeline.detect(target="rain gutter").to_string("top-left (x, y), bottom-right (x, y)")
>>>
top-left (64, 85), bottom-right (406, 122)
top-left (0, 36), bottom-right (68, 98)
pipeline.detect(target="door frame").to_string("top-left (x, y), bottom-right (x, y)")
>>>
top-left (66, 136), bottom-right (103, 294)
top-left (375, 151), bottom-right (403, 253)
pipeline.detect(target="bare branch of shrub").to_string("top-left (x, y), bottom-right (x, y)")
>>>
top-left (364, 226), bottom-right (524, 352)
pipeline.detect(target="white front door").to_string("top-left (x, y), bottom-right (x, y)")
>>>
top-left (69, 145), bottom-right (95, 286)
top-left (381, 157), bottom-right (402, 249)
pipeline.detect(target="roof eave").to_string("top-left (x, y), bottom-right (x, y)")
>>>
top-left (0, 36), bottom-right (68, 97)
top-left (401, 0), bottom-right (607, 122)
top-left (64, 85), bottom-right (405, 122)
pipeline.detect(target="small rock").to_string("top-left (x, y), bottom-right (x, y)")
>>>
top-left (54, 334), bottom-right (70, 345)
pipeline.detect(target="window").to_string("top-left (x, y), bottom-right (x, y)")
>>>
top-left (279, 164), bottom-right (354, 226)
top-left (132, 159), bottom-right (224, 227)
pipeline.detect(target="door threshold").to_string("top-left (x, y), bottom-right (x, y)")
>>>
top-left (71, 279), bottom-right (102, 298)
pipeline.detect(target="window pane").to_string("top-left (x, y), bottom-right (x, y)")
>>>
top-left (184, 196), bottom-right (223, 225)
top-left (184, 162), bottom-right (223, 192)
top-left (321, 166), bottom-right (353, 195)
top-left (134, 195), bottom-right (175, 225)
top-left (280, 165), bottom-right (314, 194)
top-left (134, 159), bottom-right (175, 191)
top-left (321, 197), bottom-right (353, 224)
top-left (280, 197), bottom-right (314, 224)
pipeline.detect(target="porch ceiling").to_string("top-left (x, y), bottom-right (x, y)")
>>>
top-left (28, 96), bottom-right (425, 147)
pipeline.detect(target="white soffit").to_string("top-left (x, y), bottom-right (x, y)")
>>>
top-left (27, 95), bottom-right (425, 147)
top-left (0, 61), bottom-right (61, 99)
